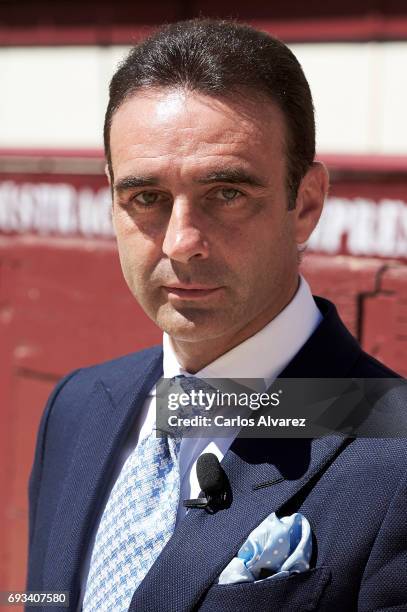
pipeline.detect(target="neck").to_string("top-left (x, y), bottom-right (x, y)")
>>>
top-left (170, 277), bottom-right (300, 373)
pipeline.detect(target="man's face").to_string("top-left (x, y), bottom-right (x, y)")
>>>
top-left (110, 88), bottom-right (319, 349)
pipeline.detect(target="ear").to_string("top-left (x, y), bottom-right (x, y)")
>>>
top-left (105, 163), bottom-right (112, 187)
top-left (292, 161), bottom-right (329, 244)
top-left (105, 163), bottom-right (115, 218)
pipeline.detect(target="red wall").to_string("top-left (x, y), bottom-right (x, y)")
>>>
top-left (2, 0), bottom-right (407, 45)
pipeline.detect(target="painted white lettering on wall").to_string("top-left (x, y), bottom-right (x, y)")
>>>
top-left (0, 181), bottom-right (113, 237)
top-left (1, 181), bottom-right (407, 257)
top-left (308, 197), bottom-right (407, 257)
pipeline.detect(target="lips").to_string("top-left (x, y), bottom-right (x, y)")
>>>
top-left (162, 285), bottom-right (223, 299)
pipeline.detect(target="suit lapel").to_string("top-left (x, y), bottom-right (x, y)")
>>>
top-left (43, 349), bottom-right (164, 600)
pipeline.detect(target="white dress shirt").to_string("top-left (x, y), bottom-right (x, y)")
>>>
top-left (79, 274), bottom-right (322, 607)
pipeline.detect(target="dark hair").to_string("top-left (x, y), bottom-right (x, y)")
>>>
top-left (104, 18), bottom-right (315, 209)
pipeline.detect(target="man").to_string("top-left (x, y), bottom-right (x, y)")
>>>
top-left (27, 18), bottom-right (407, 612)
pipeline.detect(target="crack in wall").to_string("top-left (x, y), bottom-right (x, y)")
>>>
top-left (356, 264), bottom-right (395, 344)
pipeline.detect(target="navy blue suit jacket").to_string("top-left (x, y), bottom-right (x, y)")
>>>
top-left (27, 297), bottom-right (407, 611)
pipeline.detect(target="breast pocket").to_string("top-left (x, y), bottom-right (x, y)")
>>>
top-left (196, 567), bottom-right (332, 612)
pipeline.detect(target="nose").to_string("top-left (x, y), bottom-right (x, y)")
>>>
top-left (162, 198), bottom-right (209, 263)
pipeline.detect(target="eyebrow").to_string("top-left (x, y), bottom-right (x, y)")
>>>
top-left (196, 168), bottom-right (266, 188)
top-left (114, 167), bottom-right (266, 194)
top-left (114, 176), bottom-right (158, 194)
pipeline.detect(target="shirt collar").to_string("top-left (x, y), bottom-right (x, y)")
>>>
top-left (159, 274), bottom-right (322, 392)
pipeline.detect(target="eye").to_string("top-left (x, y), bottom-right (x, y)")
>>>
top-left (133, 191), bottom-right (163, 205)
top-left (219, 188), bottom-right (241, 201)
top-left (210, 188), bottom-right (244, 202)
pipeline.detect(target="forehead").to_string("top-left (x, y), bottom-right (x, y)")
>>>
top-left (109, 88), bottom-right (287, 179)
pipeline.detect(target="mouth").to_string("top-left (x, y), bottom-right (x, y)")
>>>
top-left (162, 285), bottom-right (223, 299)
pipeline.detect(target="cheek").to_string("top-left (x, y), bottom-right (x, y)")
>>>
top-left (239, 221), bottom-right (295, 281)
top-left (114, 206), bottom-right (160, 251)
top-left (114, 206), bottom-right (149, 238)
top-left (114, 221), bottom-right (159, 294)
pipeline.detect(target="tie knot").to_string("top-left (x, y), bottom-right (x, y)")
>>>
top-left (155, 375), bottom-right (219, 438)
top-left (170, 374), bottom-right (217, 397)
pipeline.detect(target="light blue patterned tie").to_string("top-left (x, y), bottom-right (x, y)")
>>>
top-left (82, 422), bottom-right (182, 611)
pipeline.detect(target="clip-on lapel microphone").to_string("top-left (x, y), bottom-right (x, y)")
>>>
top-left (183, 453), bottom-right (230, 512)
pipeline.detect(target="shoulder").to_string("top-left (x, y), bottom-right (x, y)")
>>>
top-left (58, 344), bottom-right (163, 393)
top-left (350, 348), bottom-right (401, 378)
top-left (37, 345), bottom-right (163, 445)
top-left (343, 349), bottom-right (407, 476)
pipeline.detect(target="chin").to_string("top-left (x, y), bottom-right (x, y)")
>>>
top-left (155, 306), bottom-right (230, 342)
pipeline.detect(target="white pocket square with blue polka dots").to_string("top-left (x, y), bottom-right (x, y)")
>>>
top-left (217, 512), bottom-right (312, 584)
